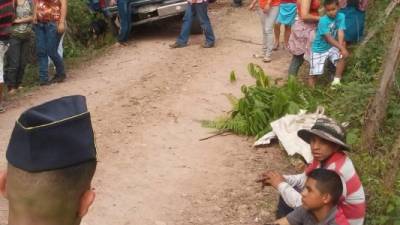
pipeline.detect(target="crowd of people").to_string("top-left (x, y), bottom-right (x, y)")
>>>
top-left (248, 0), bottom-right (367, 87)
top-left (0, 0), bottom-right (67, 113)
top-left (246, 1), bottom-right (368, 224)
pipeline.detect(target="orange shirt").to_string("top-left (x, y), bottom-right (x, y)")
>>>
top-left (259, 0), bottom-right (280, 9)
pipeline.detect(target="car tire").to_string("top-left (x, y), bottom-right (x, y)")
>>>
top-left (109, 14), bottom-right (121, 37)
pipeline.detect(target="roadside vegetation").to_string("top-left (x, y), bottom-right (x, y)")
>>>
top-left (205, 0), bottom-right (400, 224)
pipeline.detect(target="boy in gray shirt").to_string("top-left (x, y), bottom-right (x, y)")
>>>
top-left (268, 169), bottom-right (349, 225)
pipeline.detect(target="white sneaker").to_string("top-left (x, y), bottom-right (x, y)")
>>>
top-left (252, 53), bottom-right (264, 58)
top-left (263, 56), bottom-right (272, 63)
top-left (331, 77), bottom-right (341, 87)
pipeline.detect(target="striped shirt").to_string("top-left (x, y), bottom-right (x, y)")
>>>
top-left (278, 151), bottom-right (366, 225)
top-left (0, 0), bottom-right (14, 39)
top-left (187, 0), bottom-right (207, 4)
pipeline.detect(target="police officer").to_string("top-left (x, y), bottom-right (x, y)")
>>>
top-left (0, 95), bottom-right (97, 225)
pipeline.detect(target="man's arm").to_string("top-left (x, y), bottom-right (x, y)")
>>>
top-left (283, 172), bottom-right (307, 188)
top-left (261, 171), bottom-right (304, 208)
top-left (57, 0), bottom-right (67, 33)
top-left (300, 0), bottom-right (319, 22)
top-left (338, 29), bottom-right (345, 46)
top-left (32, 0), bottom-right (37, 24)
top-left (324, 33), bottom-right (349, 58)
top-left (248, 0), bottom-right (257, 10)
top-left (263, 0), bottom-right (272, 13)
top-left (266, 217), bottom-right (290, 225)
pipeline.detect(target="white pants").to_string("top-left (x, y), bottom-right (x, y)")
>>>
top-left (258, 6), bottom-right (279, 57)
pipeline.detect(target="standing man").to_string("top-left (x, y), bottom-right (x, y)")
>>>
top-left (33, 0), bottom-right (67, 85)
top-left (0, 0), bottom-right (14, 112)
top-left (169, 0), bottom-right (215, 48)
top-left (0, 95), bottom-right (97, 225)
top-left (110, 0), bottom-right (131, 46)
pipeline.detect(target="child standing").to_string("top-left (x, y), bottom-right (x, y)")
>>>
top-left (274, 0), bottom-right (297, 49)
top-left (260, 118), bottom-right (366, 225)
top-left (249, 0), bottom-right (280, 63)
top-left (6, 0), bottom-right (34, 94)
top-left (0, 0), bottom-right (14, 112)
top-left (309, 0), bottom-right (348, 87)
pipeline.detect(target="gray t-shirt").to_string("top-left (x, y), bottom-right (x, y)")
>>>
top-left (287, 207), bottom-right (341, 225)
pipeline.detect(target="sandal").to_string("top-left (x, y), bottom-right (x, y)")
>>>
top-left (0, 104), bottom-right (5, 113)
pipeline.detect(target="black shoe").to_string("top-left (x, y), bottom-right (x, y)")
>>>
top-left (50, 74), bottom-right (66, 83)
top-left (39, 80), bottom-right (51, 86)
top-left (231, 2), bottom-right (242, 7)
top-left (202, 42), bottom-right (215, 48)
top-left (169, 42), bottom-right (187, 48)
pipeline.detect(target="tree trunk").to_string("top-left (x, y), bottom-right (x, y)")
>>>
top-left (361, 18), bottom-right (400, 151)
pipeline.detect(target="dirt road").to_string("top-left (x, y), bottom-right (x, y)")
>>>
top-left (0, 2), bottom-right (294, 224)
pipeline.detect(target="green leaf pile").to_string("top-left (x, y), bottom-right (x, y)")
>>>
top-left (204, 63), bottom-right (319, 138)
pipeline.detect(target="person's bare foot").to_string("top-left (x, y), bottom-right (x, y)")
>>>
top-left (273, 43), bottom-right (280, 51)
top-left (283, 43), bottom-right (290, 50)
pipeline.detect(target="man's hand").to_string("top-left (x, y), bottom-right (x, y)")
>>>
top-left (263, 4), bottom-right (270, 13)
top-left (13, 18), bottom-right (21, 24)
top-left (57, 22), bottom-right (65, 34)
top-left (256, 171), bottom-right (285, 189)
top-left (248, 2), bottom-right (256, 10)
top-left (33, 15), bottom-right (37, 24)
top-left (340, 47), bottom-right (349, 58)
top-left (266, 171), bottom-right (285, 188)
top-left (263, 171), bottom-right (285, 188)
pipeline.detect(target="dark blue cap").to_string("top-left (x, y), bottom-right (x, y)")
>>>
top-left (6, 95), bottom-right (97, 172)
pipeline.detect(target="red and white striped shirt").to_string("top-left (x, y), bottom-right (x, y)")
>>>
top-left (278, 151), bottom-right (366, 225)
top-left (187, 0), bottom-right (207, 4)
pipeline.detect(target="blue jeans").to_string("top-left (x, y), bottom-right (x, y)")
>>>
top-left (35, 22), bottom-right (65, 82)
top-left (177, 2), bottom-right (215, 45)
top-left (117, 0), bottom-right (131, 43)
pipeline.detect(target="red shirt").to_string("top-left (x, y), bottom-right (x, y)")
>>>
top-left (306, 151), bottom-right (366, 224)
top-left (36, 0), bottom-right (61, 22)
top-left (297, 0), bottom-right (320, 18)
top-left (259, 0), bottom-right (280, 8)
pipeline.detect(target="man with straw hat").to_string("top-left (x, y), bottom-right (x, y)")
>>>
top-left (259, 118), bottom-right (366, 225)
